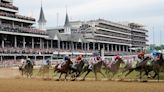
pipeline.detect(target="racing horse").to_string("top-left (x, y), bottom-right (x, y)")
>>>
top-left (70, 59), bottom-right (87, 81)
top-left (19, 59), bottom-right (33, 78)
top-left (54, 59), bottom-right (73, 81)
top-left (38, 60), bottom-right (51, 79)
top-left (104, 58), bottom-right (125, 79)
top-left (81, 57), bottom-right (106, 81)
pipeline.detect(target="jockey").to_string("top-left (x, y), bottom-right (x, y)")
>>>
top-left (89, 53), bottom-right (102, 69)
top-left (114, 54), bottom-right (121, 61)
top-left (75, 55), bottom-right (83, 64)
top-left (137, 51), bottom-right (145, 62)
top-left (43, 58), bottom-right (51, 66)
top-left (26, 58), bottom-right (33, 65)
top-left (152, 51), bottom-right (161, 61)
top-left (58, 55), bottom-right (70, 69)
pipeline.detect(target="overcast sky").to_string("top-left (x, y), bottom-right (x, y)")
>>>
top-left (14, 0), bottom-right (164, 45)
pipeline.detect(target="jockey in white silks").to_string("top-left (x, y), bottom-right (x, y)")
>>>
top-left (20, 58), bottom-right (25, 68)
top-left (88, 54), bottom-right (102, 70)
top-left (43, 59), bottom-right (51, 66)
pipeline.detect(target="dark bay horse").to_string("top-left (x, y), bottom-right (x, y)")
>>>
top-left (19, 60), bottom-right (33, 78)
top-left (149, 53), bottom-right (164, 81)
top-left (122, 56), bottom-right (152, 79)
top-left (54, 59), bottom-right (73, 81)
top-left (81, 58), bottom-right (105, 81)
top-left (70, 59), bottom-right (86, 81)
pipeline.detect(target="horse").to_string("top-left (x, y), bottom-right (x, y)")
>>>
top-left (38, 62), bottom-right (51, 79)
top-left (69, 59), bottom-right (86, 81)
top-left (54, 59), bottom-right (73, 81)
top-left (81, 58), bottom-right (106, 81)
top-left (19, 60), bottom-right (33, 78)
top-left (122, 56), bottom-right (155, 80)
top-left (149, 53), bottom-right (164, 81)
top-left (104, 58), bottom-right (125, 79)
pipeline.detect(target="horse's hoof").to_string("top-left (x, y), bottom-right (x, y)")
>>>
top-left (71, 79), bottom-right (76, 81)
top-left (56, 79), bottom-right (60, 81)
top-left (80, 79), bottom-right (85, 81)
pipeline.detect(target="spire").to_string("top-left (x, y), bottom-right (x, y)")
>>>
top-left (38, 4), bottom-right (46, 23)
top-left (38, 0), bottom-right (46, 30)
top-left (64, 9), bottom-right (70, 27)
top-left (64, 8), bottom-right (71, 34)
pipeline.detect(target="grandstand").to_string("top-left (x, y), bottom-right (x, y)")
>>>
top-left (0, 0), bottom-right (148, 67)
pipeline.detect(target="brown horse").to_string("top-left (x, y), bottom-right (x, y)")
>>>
top-left (104, 58), bottom-right (125, 79)
top-left (54, 59), bottom-right (72, 81)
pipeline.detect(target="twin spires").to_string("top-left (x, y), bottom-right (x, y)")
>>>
top-left (37, 2), bottom-right (71, 33)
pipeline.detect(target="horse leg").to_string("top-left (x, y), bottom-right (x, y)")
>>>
top-left (99, 70), bottom-right (105, 78)
top-left (94, 71), bottom-right (97, 81)
top-left (57, 73), bottom-right (62, 81)
top-left (64, 73), bottom-right (68, 81)
top-left (82, 70), bottom-right (91, 81)
top-left (139, 70), bottom-right (142, 81)
top-left (125, 69), bottom-right (133, 77)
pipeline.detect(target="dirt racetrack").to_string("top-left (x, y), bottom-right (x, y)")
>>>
top-left (0, 68), bottom-right (164, 92)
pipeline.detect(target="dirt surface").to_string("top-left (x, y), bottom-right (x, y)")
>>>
top-left (0, 78), bottom-right (164, 92)
top-left (0, 68), bottom-right (164, 92)
top-left (0, 68), bottom-right (20, 78)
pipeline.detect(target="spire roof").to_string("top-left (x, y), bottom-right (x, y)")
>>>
top-left (64, 12), bottom-right (70, 27)
top-left (38, 4), bottom-right (46, 23)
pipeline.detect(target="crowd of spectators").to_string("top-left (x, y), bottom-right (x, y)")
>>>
top-left (0, 2), bottom-right (18, 10)
top-left (0, 47), bottom-right (57, 54)
top-left (0, 24), bottom-right (47, 35)
top-left (0, 12), bottom-right (35, 21)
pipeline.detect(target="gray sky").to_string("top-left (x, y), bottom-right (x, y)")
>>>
top-left (14, 0), bottom-right (164, 45)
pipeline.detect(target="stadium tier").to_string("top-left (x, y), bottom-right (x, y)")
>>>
top-left (0, 0), bottom-right (148, 65)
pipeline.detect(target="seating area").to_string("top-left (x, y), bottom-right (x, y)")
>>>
top-left (0, 24), bottom-right (47, 35)
top-left (0, 3), bottom-right (18, 10)
top-left (0, 12), bottom-right (35, 21)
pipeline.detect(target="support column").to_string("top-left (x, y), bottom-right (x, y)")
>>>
top-left (111, 44), bottom-right (114, 52)
top-left (62, 42), bottom-right (64, 50)
top-left (107, 44), bottom-right (109, 52)
top-left (71, 42), bottom-right (74, 51)
top-left (14, 36), bottom-right (17, 48)
top-left (69, 42), bottom-right (71, 50)
top-left (23, 37), bottom-right (25, 48)
top-left (40, 38), bottom-right (42, 49)
top-left (81, 43), bottom-right (83, 50)
top-left (98, 43), bottom-right (100, 50)
top-left (126, 46), bottom-right (129, 52)
top-left (119, 45), bottom-right (121, 52)
top-left (93, 43), bottom-right (95, 51)
top-left (47, 40), bottom-right (49, 49)
top-left (103, 44), bottom-right (105, 50)
top-left (2, 40), bottom-right (4, 48)
top-left (58, 40), bottom-right (60, 50)
top-left (123, 45), bottom-right (125, 52)
top-left (51, 40), bottom-right (53, 48)
top-left (87, 43), bottom-right (89, 51)
top-left (42, 40), bottom-right (44, 49)
top-left (75, 43), bottom-right (77, 50)
top-left (65, 42), bottom-right (67, 50)
top-left (32, 37), bottom-right (34, 49)
top-left (14, 56), bottom-right (16, 62)
top-left (0, 56), bottom-right (2, 62)
top-left (115, 45), bottom-right (117, 52)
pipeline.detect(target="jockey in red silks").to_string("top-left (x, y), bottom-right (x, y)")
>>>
top-left (137, 51), bottom-right (145, 62)
top-left (115, 54), bottom-right (121, 61)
